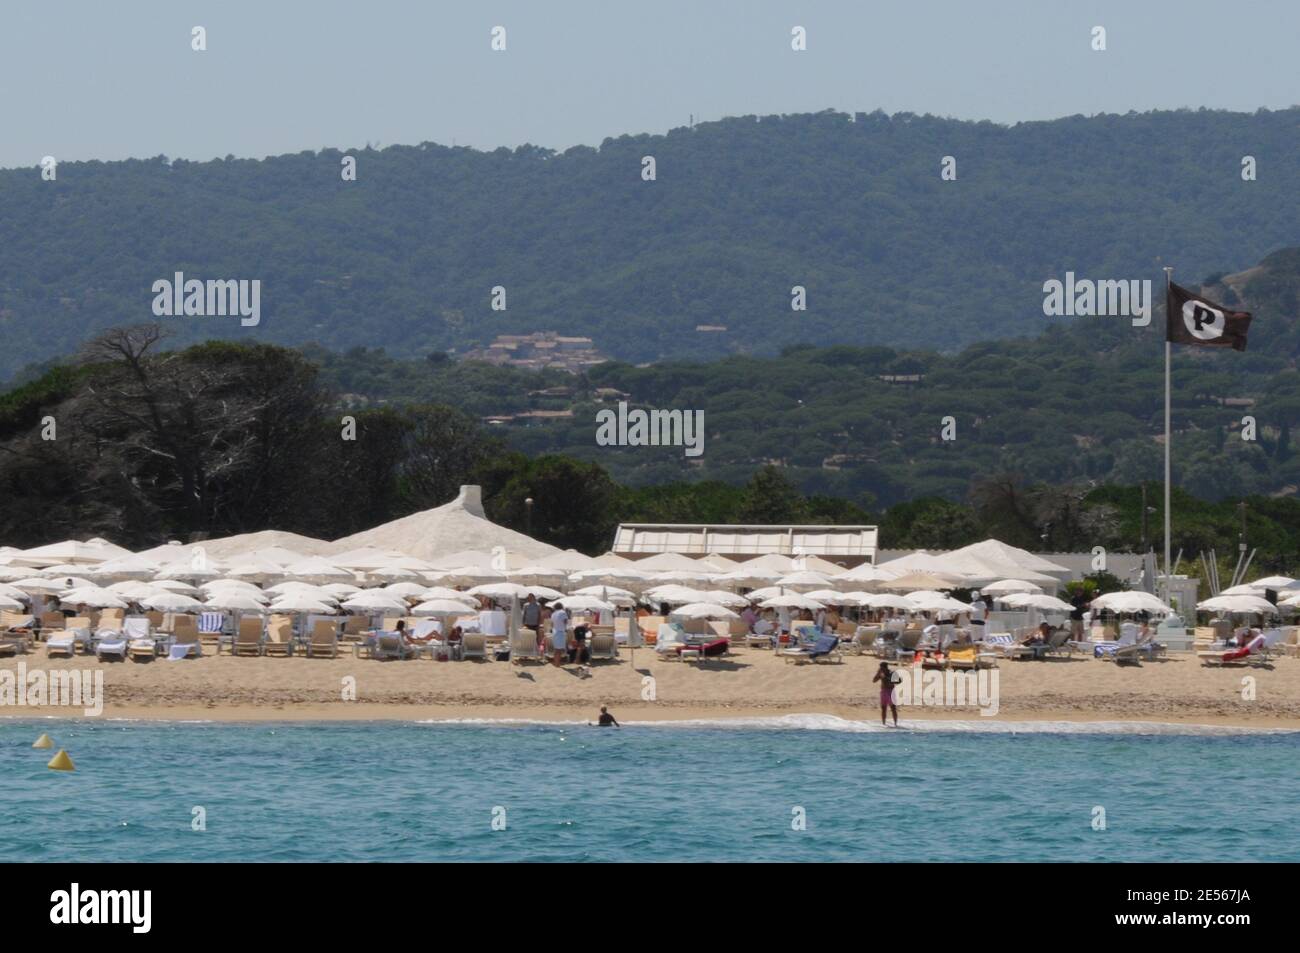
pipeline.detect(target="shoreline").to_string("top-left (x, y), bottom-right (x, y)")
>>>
top-left (5, 702), bottom-right (1299, 732)
top-left (5, 649), bottom-right (1298, 732)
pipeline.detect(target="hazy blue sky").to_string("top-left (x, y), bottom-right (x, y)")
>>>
top-left (2, 0), bottom-right (1295, 168)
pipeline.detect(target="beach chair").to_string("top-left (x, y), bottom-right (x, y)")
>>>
top-left (1198, 630), bottom-right (1282, 667)
top-left (782, 633), bottom-right (842, 665)
top-left (510, 628), bottom-right (543, 664)
top-left (125, 616), bottom-right (158, 661)
top-left (46, 626), bottom-right (90, 658)
top-left (0, 612), bottom-right (34, 655)
top-left (263, 616), bottom-right (295, 657)
top-left (93, 624), bottom-right (128, 661)
top-left (373, 632), bottom-right (416, 661)
top-left (232, 616), bottom-right (265, 656)
top-left (890, 626), bottom-right (922, 661)
top-left (98, 607), bottom-right (126, 631)
top-left (40, 611), bottom-right (66, 632)
top-left (306, 619), bottom-right (339, 658)
top-left (589, 633), bottom-right (618, 663)
top-left (341, 616), bottom-right (370, 640)
top-left (461, 632), bottom-right (488, 661)
top-left (167, 617), bottom-right (203, 659)
top-left (1095, 627), bottom-right (1141, 664)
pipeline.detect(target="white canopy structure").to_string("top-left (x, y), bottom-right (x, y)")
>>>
top-left (328, 485), bottom-right (558, 563)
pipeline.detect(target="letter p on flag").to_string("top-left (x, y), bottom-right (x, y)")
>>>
top-left (1166, 282), bottom-right (1252, 351)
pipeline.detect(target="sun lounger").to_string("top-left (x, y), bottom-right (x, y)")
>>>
top-left (509, 628), bottom-right (543, 664)
top-left (167, 621), bottom-right (202, 660)
top-left (124, 616), bottom-right (158, 661)
top-left (589, 633), bottom-right (619, 663)
top-left (39, 611), bottom-right (66, 632)
top-left (232, 616), bottom-right (265, 656)
top-left (1198, 630), bottom-right (1282, 667)
top-left (461, 632), bottom-right (488, 660)
top-left (46, 626), bottom-right (90, 658)
top-left (93, 626), bottom-right (128, 661)
top-left (263, 616), bottom-right (295, 657)
top-left (373, 632), bottom-right (416, 661)
top-left (305, 619), bottom-right (339, 658)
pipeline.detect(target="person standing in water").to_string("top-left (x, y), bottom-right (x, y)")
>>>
top-left (596, 706), bottom-right (619, 727)
top-left (872, 662), bottom-right (900, 727)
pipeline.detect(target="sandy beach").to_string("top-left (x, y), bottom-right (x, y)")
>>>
top-left (3, 646), bottom-right (1298, 729)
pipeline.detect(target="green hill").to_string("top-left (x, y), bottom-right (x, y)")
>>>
top-left (1, 107), bottom-right (1298, 378)
top-left (312, 247), bottom-right (1300, 507)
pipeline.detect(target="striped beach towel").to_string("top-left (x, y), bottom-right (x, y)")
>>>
top-left (199, 612), bottom-right (225, 634)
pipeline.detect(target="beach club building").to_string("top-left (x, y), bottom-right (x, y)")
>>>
top-left (612, 523), bottom-right (879, 569)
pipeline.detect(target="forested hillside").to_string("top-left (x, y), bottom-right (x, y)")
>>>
top-left (1, 107), bottom-right (1297, 378)
top-left (313, 248), bottom-right (1300, 507)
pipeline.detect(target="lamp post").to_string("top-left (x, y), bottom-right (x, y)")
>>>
top-left (525, 497), bottom-right (534, 537)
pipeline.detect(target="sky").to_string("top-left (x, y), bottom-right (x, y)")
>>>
top-left (1, 0), bottom-right (1296, 169)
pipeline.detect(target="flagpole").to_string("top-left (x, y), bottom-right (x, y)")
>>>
top-left (1163, 265), bottom-right (1174, 600)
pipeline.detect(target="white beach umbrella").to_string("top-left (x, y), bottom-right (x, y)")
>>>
top-left (1001, 593), bottom-right (1073, 612)
top-left (803, 588), bottom-right (869, 606)
top-left (1090, 591), bottom-right (1171, 615)
top-left (266, 582), bottom-right (338, 602)
top-left (83, 554), bottom-right (161, 580)
top-left (833, 563), bottom-right (899, 585)
top-left (61, 588), bottom-right (130, 610)
top-left (270, 594), bottom-right (337, 614)
top-left (0, 567), bottom-right (31, 582)
top-left (411, 598), bottom-right (479, 617)
top-left (204, 577), bottom-right (266, 592)
top-left (380, 582), bottom-right (429, 600)
top-left (905, 592), bottom-right (970, 614)
top-left (507, 565), bottom-right (571, 586)
top-left (1219, 583), bottom-right (1265, 597)
top-left (365, 564), bottom-right (425, 582)
top-left (980, 578), bottom-right (1044, 596)
top-left (225, 558), bottom-right (286, 582)
top-left (646, 569), bottom-right (719, 586)
top-left (572, 584), bottom-right (635, 600)
top-left (879, 572), bottom-right (962, 592)
top-left (142, 592), bottom-right (205, 613)
top-left (552, 595), bottom-right (615, 613)
top-left (39, 563), bottom-right (104, 578)
top-left (1196, 595), bottom-right (1279, 616)
top-left (643, 585), bottom-right (713, 605)
top-left (669, 602), bottom-right (740, 621)
top-left (744, 585), bottom-right (786, 601)
top-left (1280, 593), bottom-right (1300, 608)
top-left (697, 590), bottom-right (752, 608)
top-left (14, 576), bottom-right (88, 593)
top-left (0, 583), bottom-right (30, 602)
top-left (862, 593), bottom-right (917, 610)
top-left (108, 581), bottom-right (157, 599)
top-left (428, 566), bottom-right (507, 586)
top-left (0, 595), bottom-right (25, 611)
top-left (341, 591), bottom-right (409, 614)
top-left (204, 583), bottom-right (269, 603)
top-left (466, 582), bottom-right (531, 600)
top-left (149, 579), bottom-right (202, 595)
top-left (322, 583), bottom-right (363, 598)
top-left (774, 570), bottom-right (834, 591)
top-left (567, 568), bottom-right (651, 587)
top-left (1246, 576), bottom-right (1297, 590)
top-left (759, 594), bottom-right (825, 611)
top-left (282, 557), bottom-right (354, 582)
top-left (420, 586), bottom-right (473, 602)
top-left (525, 585), bottom-right (566, 600)
top-left (204, 590), bottom-right (269, 613)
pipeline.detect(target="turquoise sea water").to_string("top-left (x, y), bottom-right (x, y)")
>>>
top-left (4, 716), bottom-right (1298, 862)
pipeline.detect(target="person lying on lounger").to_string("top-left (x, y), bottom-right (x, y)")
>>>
top-left (1020, 622), bottom-right (1051, 646)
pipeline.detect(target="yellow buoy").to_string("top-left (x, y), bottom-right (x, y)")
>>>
top-left (47, 749), bottom-right (75, 771)
top-left (33, 733), bottom-right (53, 749)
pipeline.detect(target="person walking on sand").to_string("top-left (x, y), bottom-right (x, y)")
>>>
top-left (549, 603), bottom-right (570, 667)
top-left (873, 662), bottom-right (900, 727)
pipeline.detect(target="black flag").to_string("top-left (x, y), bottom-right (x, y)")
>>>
top-left (1166, 282), bottom-right (1252, 351)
